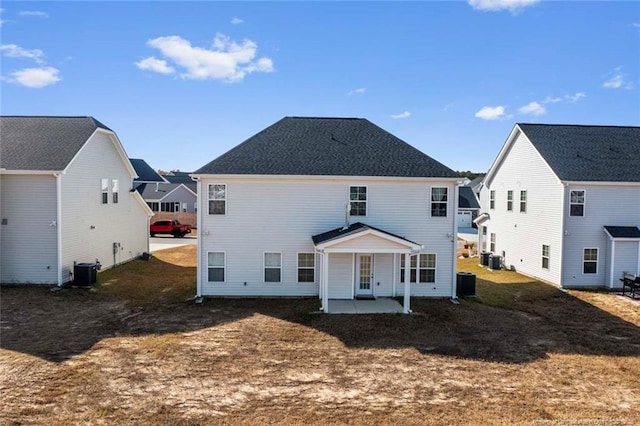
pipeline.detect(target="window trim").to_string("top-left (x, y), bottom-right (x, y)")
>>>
top-left (400, 253), bottom-right (436, 284)
top-left (207, 251), bottom-right (226, 283)
top-left (101, 178), bottom-right (109, 204)
top-left (542, 245), bottom-right (550, 270)
top-left (297, 252), bottom-right (316, 283)
top-left (507, 190), bottom-right (513, 212)
top-left (519, 190), bottom-right (527, 213)
top-left (349, 185), bottom-right (367, 217)
top-left (430, 186), bottom-right (448, 217)
top-left (583, 248), bottom-right (598, 274)
top-left (111, 179), bottom-right (119, 204)
top-left (208, 183), bottom-right (227, 215)
top-left (570, 189), bottom-right (585, 217)
top-left (490, 190), bottom-right (495, 210)
top-left (264, 251), bottom-right (282, 283)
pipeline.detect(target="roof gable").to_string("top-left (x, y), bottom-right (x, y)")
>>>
top-left (130, 159), bottom-right (167, 183)
top-left (0, 116), bottom-right (111, 171)
top-left (518, 124), bottom-right (640, 182)
top-left (195, 117), bottom-right (458, 178)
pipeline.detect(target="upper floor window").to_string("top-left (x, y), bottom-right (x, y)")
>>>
top-left (490, 190), bottom-right (495, 210)
top-left (507, 190), bottom-right (513, 211)
top-left (112, 179), bottom-right (119, 204)
top-left (583, 248), bottom-right (598, 274)
top-left (297, 253), bottom-right (315, 283)
top-left (101, 179), bottom-right (109, 204)
top-left (490, 233), bottom-right (496, 253)
top-left (431, 187), bottom-right (448, 217)
top-left (570, 190), bottom-right (585, 217)
top-left (264, 252), bottom-right (282, 282)
top-left (349, 186), bottom-right (367, 216)
top-left (519, 190), bottom-right (527, 213)
top-left (542, 245), bottom-right (550, 269)
top-left (208, 184), bottom-right (226, 215)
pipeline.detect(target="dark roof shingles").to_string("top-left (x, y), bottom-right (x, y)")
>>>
top-left (604, 226), bottom-right (640, 238)
top-left (130, 158), bottom-right (166, 183)
top-left (195, 117), bottom-right (458, 178)
top-left (518, 124), bottom-right (640, 182)
top-left (0, 116), bottom-right (111, 171)
top-left (312, 222), bottom-right (419, 246)
top-left (459, 186), bottom-right (480, 209)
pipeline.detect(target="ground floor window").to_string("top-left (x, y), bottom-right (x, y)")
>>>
top-left (207, 252), bottom-right (225, 282)
top-left (583, 248), bottom-right (598, 274)
top-left (264, 252), bottom-right (282, 282)
top-left (297, 253), bottom-right (315, 283)
top-left (147, 202), bottom-right (159, 212)
top-left (542, 245), bottom-right (550, 269)
top-left (160, 202), bottom-right (181, 212)
top-left (400, 253), bottom-right (436, 283)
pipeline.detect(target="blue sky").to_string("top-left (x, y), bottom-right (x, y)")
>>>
top-left (1, 1), bottom-right (638, 174)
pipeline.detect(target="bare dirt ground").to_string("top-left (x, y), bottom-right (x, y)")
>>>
top-left (1, 249), bottom-right (639, 425)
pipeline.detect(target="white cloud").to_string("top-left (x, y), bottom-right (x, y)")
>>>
top-left (142, 34), bottom-right (274, 82)
top-left (468, 0), bottom-right (539, 13)
top-left (475, 105), bottom-right (506, 120)
top-left (7, 66), bottom-right (60, 88)
top-left (231, 17), bottom-right (243, 25)
top-left (135, 57), bottom-right (175, 74)
top-left (391, 111), bottom-right (411, 119)
top-left (542, 92), bottom-right (586, 104)
top-left (0, 44), bottom-right (45, 64)
top-left (566, 92), bottom-right (586, 102)
top-left (518, 101), bottom-right (546, 116)
top-left (603, 73), bottom-right (623, 89)
top-left (348, 87), bottom-right (365, 96)
top-left (19, 11), bottom-right (49, 18)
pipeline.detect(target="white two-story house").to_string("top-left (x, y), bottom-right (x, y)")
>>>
top-left (0, 116), bottom-right (153, 285)
top-left (192, 117), bottom-right (462, 312)
top-left (477, 123), bottom-right (640, 289)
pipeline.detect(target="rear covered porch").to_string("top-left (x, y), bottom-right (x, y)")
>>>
top-left (312, 222), bottom-right (423, 314)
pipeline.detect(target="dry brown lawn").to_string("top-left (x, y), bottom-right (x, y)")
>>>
top-left (1, 248), bottom-right (639, 425)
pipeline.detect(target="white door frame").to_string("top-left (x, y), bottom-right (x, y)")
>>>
top-left (355, 253), bottom-right (374, 297)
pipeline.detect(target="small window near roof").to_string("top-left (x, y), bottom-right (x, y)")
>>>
top-left (101, 179), bottom-right (109, 204)
top-left (507, 190), bottom-right (513, 211)
top-left (490, 190), bottom-right (495, 210)
top-left (520, 190), bottom-right (527, 213)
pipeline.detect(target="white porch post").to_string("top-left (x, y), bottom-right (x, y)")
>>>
top-left (392, 253), bottom-right (397, 297)
top-left (403, 252), bottom-right (411, 314)
top-left (322, 252), bottom-right (330, 313)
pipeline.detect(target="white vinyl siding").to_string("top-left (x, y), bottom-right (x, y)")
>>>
top-left (0, 175), bottom-right (58, 284)
top-left (198, 176), bottom-right (457, 297)
top-left (60, 131), bottom-right (149, 282)
top-left (327, 253), bottom-right (353, 299)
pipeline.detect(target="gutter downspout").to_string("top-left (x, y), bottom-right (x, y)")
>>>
top-left (559, 182), bottom-right (568, 288)
top-left (451, 183), bottom-right (460, 300)
top-left (195, 177), bottom-right (203, 298)
top-left (54, 173), bottom-right (63, 286)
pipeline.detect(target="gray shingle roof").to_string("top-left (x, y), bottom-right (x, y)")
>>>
top-left (311, 222), bottom-right (419, 246)
top-left (0, 116), bottom-right (111, 171)
top-left (459, 186), bottom-right (480, 209)
top-left (518, 124), bottom-right (640, 182)
top-left (164, 171), bottom-right (194, 184)
top-left (604, 226), bottom-right (640, 239)
top-left (195, 117), bottom-right (458, 178)
top-left (130, 158), bottom-right (167, 183)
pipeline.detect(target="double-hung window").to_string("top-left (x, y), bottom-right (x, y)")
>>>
top-left (542, 245), bottom-right (550, 269)
top-left (112, 179), bottom-right (119, 204)
top-left (490, 233), bottom-right (496, 253)
top-left (264, 252), bottom-right (282, 282)
top-left (583, 248), bottom-right (598, 274)
top-left (490, 190), bottom-right (495, 210)
top-left (101, 179), bottom-right (109, 204)
top-left (400, 254), bottom-right (436, 283)
top-left (297, 253), bottom-right (315, 283)
top-left (507, 190), bottom-right (513, 211)
top-left (208, 184), bottom-right (226, 215)
top-left (431, 187), bottom-right (448, 217)
top-left (570, 190), bottom-right (585, 217)
top-left (207, 252), bottom-right (225, 282)
top-left (349, 186), bottom-right (367, 216)
top-left (520, 190), bottom-right (527, 213)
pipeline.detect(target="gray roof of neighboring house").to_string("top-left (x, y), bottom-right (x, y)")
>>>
top-left (459, 186), bottom-right (480, 209)
top-left (195, 117), bottom-right (459, 178)
top-left (0, 116), bottom-right (111, 171)
top-left (603, 226), bottom-right (640, 239)
top-left (311, 222), bottom-right (420, 246)
top-left (164, 171), bottom-right (194, 184)
top-left (138, 183), bottom-right (196, 200)
top-left (467, 176), bottom-right (485, 190)
top-left (130, 158), bottom-right (167, 183)
top-left (518, 124), bottom-right (640, 182)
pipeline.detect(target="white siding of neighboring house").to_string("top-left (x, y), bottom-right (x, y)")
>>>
top-left (60, 130), bottom-right (150, 282)
top-left (562, 184), bottom-right (640, 288)
top-left (160, 185), bottom-right (197, 213)
top-left (0, 174), bottom-right (59, 284)
top-left (481, 130), bottom-right (565, 285)
top-left (198, 176), bottom-right (457, 298)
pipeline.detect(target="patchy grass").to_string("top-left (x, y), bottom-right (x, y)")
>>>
top-left (1, 248), bottom-right (639, 425)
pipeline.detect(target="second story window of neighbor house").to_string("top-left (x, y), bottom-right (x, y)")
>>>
top-left (112, 179), bottom-right (119, 204)
top-left (490, 190), bottom-right (495, 209)
top-left (208, 184), bottom-right (226, 215)
top-left (101, 178), bottom-right (109, 204)
top-left (570, 190), bottom-right (585, 216)
top-left (520, 190), bottom-right (527, 213)
top-left (507, 190), bottom-right (513, 211)
top-left (431, 187), bottom-right (448, 217)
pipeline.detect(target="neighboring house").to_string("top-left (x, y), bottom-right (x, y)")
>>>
top-left (467, 175), bottom-right (485, 199)
top-left (140, 183), bottom-right (197, 214)
top-left (477, 123), bottom-right (640, 289)
top-left (458, 186), bottom-right (480, 229)
top-left (0, 116), bottom-right (153, 285)
top-left (192, 117), bottom-right (462, 313)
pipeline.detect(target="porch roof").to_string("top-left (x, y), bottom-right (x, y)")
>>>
top-left (604, 226), bottom-right (640, 240)
top-left (312, 222), bottom-right (422, 252)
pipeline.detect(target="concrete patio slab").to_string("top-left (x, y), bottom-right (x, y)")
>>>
top-left (327, 298), bottom-right (404, 314)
